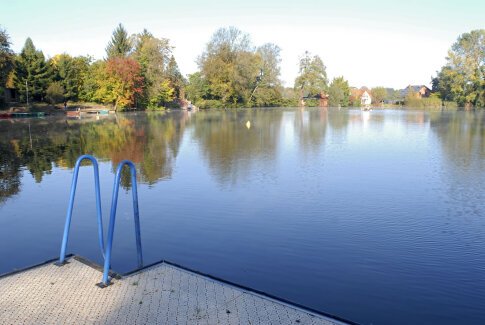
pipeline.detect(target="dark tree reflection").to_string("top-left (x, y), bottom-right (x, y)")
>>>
top-left (0, 112), bottom-right (187, 202)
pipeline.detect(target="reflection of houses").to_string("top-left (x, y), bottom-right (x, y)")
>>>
top-left (400, 85), bottom-right (431, 99)
top-left (361, 91), bottom-right (371, 106)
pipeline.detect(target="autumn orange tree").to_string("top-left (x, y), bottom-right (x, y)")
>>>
top-left (91, 57), bottom-right (143, 110)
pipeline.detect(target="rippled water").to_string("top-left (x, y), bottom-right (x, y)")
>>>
top-left (1, 108), bottom-right (484, 324)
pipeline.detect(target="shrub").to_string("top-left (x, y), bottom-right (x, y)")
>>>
top-left (46, 82), bottom-right (65, 104)
top-left (443, 101), bottom-right (458, 109)
top-left (405, 94), bottom-right (442, 109)
top-left (421, 96), bottom-right (442, 108)
top-left (146, 106), bottom-right (166, 111)
top-left (195, 99), bottom-right (227, 109)
top-left (304, 98), bottom-right (319, 107)
top-left (351, 99), bottom-right (361, 107)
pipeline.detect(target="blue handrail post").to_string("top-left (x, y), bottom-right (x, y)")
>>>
top-left (99, 160), bottom-right (143, 287)
top-left (56, 155), bottom-right (105, 266)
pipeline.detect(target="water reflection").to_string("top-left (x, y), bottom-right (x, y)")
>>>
top-left (0, 112), bottom-right (189, 203)
top-left (1, 109), bottom-right (485, 203)
top-left (192, 109), bottom-right (283, 185)
top-left (0, 141), bottom-right (22, 204)
top-left (430, 110), bottom-right (485, 167)
top-left (429, 110), bottom-right (485, 220)
top-left (294, 108), bottom-right (328, 153)
top-left (327, 108), bottom-right (349, 132)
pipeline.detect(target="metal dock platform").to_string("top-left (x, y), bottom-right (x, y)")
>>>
top-left (0, 256), bottom-right (348, 325)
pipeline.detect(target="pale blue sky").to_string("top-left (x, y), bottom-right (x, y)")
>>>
top-left (2, 0), bottom-right (484, 88)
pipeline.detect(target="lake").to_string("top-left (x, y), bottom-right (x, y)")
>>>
top-left (0, 108), bottom-right (484, 324)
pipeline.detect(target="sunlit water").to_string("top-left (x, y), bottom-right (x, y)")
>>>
top-left (1, 108), bottom-right (484, 324)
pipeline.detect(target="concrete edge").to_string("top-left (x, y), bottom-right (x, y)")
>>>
top-left (0, 254), bottom-right (74, 280)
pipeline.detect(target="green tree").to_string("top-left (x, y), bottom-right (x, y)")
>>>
top-left (79, 60), bottom-right (105, 102)
top-left (251, 43), bottom-right (283, 106)
top-left (132, 30), bottom-right (177, 108)
top-left (50, 54), bottom-right (91, 100)
top-left (371, 87), bottom-right (387, 106)
top-left (45, 81), bottom-right (65, 104)
top-left (106, 23), bottom-right (132, 58)
top-left (146, 80), bottom-right (174, 109)
top-left (186, 72), bottom-right (209, 104)
top-left (294, 51), bottom-right (328, 98)
top-left (166, 55), bottom-right (186, 100)
top-left (197, 26), bottom-right (260, 106)
top-left (257, 43), bottom-right (281, 87)
top-left (0, 26), bottom-right (14, 88)
top-left (14, 38), bottom-right (51, 102)
top-left (434, 29), bottom-right (485, 108)
top-left (328, 76), bottom-right (350, 107)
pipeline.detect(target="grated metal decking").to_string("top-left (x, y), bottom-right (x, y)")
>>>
top-left (0, 257), bottom-right (347, 325)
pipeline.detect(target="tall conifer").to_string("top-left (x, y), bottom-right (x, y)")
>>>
top-left (106, 24), bottom-right (132, 58)
top-left (14, 38), bottom-right (51, 102)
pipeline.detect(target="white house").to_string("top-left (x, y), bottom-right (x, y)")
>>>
top-left (361, 91), bottom-right (372, 106)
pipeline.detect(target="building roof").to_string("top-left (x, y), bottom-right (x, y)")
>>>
top-left (399, 85), bottom-right (430, 97)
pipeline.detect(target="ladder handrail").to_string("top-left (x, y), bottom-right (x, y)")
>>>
top-left (100, 160), bottom-right (143, 286)
top-left (58, 155), bottom-right (105, 265)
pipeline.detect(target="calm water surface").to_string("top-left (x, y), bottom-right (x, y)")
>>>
top-left (0, 108), bottom-right (484, 324)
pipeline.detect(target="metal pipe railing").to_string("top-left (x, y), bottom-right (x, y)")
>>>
top-left (57, 155), bottom-right (105, 265)
top-left (99, 160), bottom-right (143, 287)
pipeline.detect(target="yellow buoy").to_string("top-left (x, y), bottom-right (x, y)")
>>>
top-left (246, 121), bottom-right (251, 129)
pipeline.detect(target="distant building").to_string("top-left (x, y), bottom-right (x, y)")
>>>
top-left (361, 91), bottom-right (372, 106)
top-left (350, 87), bottom-right (374, 106)
top-left (317, 92), bottom-right (329, 107)
top-left (400, 85), bottom-right (431, 99)
top-left (302, 92), bottom-right (328, 107)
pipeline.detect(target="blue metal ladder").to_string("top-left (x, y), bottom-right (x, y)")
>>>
top-left (56, 155), bottom-right (105, 265)
top-left (57, 155), bottom-right (143, 287)
top-left (99, 160), bottom-right (143, 287)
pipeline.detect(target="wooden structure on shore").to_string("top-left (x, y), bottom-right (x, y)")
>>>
top-left (65, 107), bottom-right (112, 117)
top-left (301, 92), bottom-right (329, 108)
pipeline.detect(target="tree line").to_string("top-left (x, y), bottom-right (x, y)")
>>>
top-left (1, 25), bottom-right (484, 109)
top-left (0, 24), bottom-right (185, 111)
